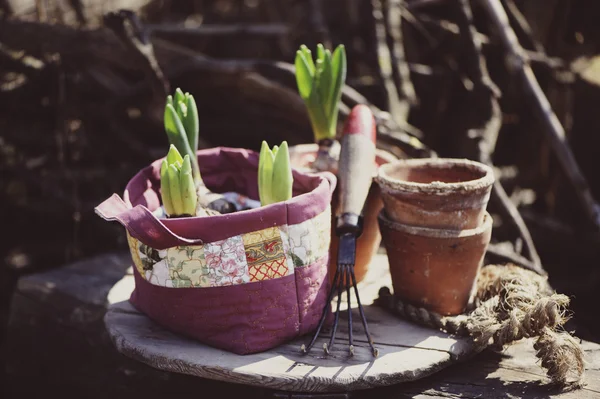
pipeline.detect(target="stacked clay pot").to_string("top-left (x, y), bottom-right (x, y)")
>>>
top-left (375, 158), bottom-right (495, 315)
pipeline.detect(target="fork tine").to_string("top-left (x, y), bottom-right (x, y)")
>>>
top-left (324, 264), bottom-right (346, 354)
top-left (346, 264), bottom-right (354, 356)
top-left (301, 262), bottom-right (341, 353)
top-left (350, 265), bottom-right (379, 357)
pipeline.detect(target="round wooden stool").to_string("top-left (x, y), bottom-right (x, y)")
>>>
top-left (104, 252), bottom-right (477, 396)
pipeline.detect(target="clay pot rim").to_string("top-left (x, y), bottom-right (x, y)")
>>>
top-left (289, 143), bottom-right (398, 173)
top-left (378, 210), bottom-right (493, 238)
top-left (376, 158), bottom-right (495, 196)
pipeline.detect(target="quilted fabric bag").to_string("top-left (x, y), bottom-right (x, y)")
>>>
top-left (95, 147), bottom-right (336, 355)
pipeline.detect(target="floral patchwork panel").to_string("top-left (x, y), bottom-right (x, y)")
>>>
top-left (278, 224), bottom-right (295, 271)
top-left (145, 257), bottom-right (172, 287)
top-left (243, 226), bottom-right (291, 282)
top-left (127, 233), bottom-right (173, 286)
top-left (127, 206), bottom-right (331, 288)
top-left (284, 207), bottom-right (331, 267)
top-left (312, 207), bottom-right (332, 261)
top-left (204, 235), bottom-right (250, 286)
top-left (165, 245), bottom-right (209, 288)
top-left (126, 232), bottom-right (145, 277)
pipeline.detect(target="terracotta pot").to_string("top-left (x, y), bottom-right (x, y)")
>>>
top-left (289, 143), bottom-right (397, 283)
top-left (376, 158), bottom-right (494, 230)
top-left (378, 210), bottom-right (493, 315)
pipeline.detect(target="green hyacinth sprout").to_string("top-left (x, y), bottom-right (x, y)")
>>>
top-left (160, 145), bottom-right (197, 217)
top-left (294, 43), bottom-right (347, 142)
top-left (258, 141), bottom-right (293, 206)
top-left (164, 88), bottom-right (201, 184)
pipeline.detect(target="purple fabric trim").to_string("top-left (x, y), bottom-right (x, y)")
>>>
top-left (129, 255), bottom-right (331, 355)
top-left (95, 194), bottom-right (204, 248)
top-left (295, 256), bottom-right (332, 335)
top-left (99, 147), bottom-right (336, 248)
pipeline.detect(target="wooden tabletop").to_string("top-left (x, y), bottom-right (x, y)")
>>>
top-left (103, 252), bottom-right (477, 393)
top-left (3, 252), bottom-right (599, 398)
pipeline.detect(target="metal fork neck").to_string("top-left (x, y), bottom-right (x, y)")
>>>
top-left (335, 212), bottom-right (363, 236)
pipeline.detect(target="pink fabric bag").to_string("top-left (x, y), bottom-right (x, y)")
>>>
top-left (96, 147), bottom-right (337, 355)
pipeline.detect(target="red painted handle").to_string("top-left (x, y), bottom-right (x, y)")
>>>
top-left (342, 104), bottom-right (377, 143)
top-left (337, 105), bottom-right (377, 218)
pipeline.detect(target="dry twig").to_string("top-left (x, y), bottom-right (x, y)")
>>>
top-left (383, 0), bottom-right (418, 113)
top-left (103, 10), bottom-right (169, 98)
top-left (371, 0), bottom-right (408, 125)
top-left (480, 0), bottom-right (600, 230)
top-left (308, 0), bottom-right (330, 48)
top-left (455, 0), bottom-right (544, 275)
top-left (146, 23), bottom-right (289, 38)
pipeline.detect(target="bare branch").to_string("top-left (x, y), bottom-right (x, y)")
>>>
top-left (407, 0), bottom-right (449, 10)
top-left (371, 0), bottom-right (408, 125)
top-left (383, 0), bottom-right (418, 110)
top-left (308, 0), bottom-right (331, 48)
top-left (456, 0), bottom-right (544, 275)
top-left (103, 9), bottom-right (169, 98)
top-left (502, 0), bottom-right (544, 53)
top-left (146, 23), bottom-right (289, 38)
top-left (480, 0), bottom-right (600, 230)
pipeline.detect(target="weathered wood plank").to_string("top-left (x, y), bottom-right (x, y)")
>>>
top-left (4, 252), bottom-right (600, 398)
top-left (372, 338), bottom-right (600, 399)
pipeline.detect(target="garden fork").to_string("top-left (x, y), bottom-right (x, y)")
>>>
top-left (301, 105), bottom-right (379, 357)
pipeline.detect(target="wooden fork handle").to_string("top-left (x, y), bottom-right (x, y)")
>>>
top-left (337, 105), bottom-right (377, 232)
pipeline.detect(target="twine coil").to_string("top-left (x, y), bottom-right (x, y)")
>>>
top-left (375, 264), bottom-right (585, 387)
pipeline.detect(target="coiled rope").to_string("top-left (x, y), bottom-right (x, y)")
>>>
top-left (374, 264), bottom-right (585, 387)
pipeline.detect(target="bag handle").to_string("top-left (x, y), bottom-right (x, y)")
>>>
top-left (316, 171), bottom-right (338, 196)
top-left (95, 194), bottom-right (204, 250)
